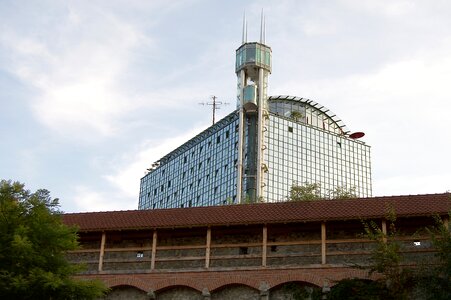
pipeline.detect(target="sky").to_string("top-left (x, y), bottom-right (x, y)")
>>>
top-left (1, 0), bottom-right (450, 212)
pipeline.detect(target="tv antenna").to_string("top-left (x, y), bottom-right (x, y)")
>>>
top-left (199, 96), bottom-right (229, 125)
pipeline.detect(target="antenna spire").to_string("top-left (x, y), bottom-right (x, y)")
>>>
top-left (260, 9), bottom-right (264, 43)
top-left (242, 11), bottom-right (247, 44)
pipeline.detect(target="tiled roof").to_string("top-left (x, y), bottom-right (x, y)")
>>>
top-left (62, 193), bottom-right (451, 232)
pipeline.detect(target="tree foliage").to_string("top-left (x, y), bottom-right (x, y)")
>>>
top-left (288, 182), bottom-right (321, 201)
top-left (290, 111), bottom-right (304, 122)
top-left (361, 210), bottom-right (412, 299)
top-left (0, 180), bottom-right (107, 299)
top-left (327, 186), bottom-right (357, 200)
top-left (413, 215), bottom-right (451, 300)
top-left (332, 210), bottom-right (451, 299)
top-left (288, 182), bottom-right (357, 201)
top-left (328, 278), bottom-right (391, 300)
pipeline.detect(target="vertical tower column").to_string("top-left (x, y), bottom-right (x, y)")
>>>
top-left (235, 37), bottom-right (271, 202)
top-left (236, 70), bottom-right (246, 203)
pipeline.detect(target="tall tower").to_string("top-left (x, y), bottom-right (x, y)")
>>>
top-left (236, 13), bottom-right (272, 203)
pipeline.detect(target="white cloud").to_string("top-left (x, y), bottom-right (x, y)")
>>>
top-left (72, 185), bottom-right (136, 212)
top-left (374, 174), bottom-right (451, 196)
top-left (277, 39), bottom-right (451, 196)
top-left (1, 5), bottom-right (149, 140)
top-left (340, 0), bottom-right (415, 17)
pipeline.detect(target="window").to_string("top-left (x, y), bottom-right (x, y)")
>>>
top-left (217, 136), bottom-right (221, 144)
top-left (136, 251), bottom-right (144, 258)
top-left (288, 126), bottom-right (293, 133)
top-left (226, 130), bottom-right (230, 138)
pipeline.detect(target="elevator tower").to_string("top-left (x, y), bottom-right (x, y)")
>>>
top-left (235, 14), bottom-right (272, 203)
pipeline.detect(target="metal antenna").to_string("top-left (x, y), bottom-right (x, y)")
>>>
top-left (263, 14), bottom-right (266, 44)
top-left (242, 11), bottom-right (247, 44)
top-left (260, 9), bottom-right (264, 43)
top-left (199, 96), bottom-right (230, 125)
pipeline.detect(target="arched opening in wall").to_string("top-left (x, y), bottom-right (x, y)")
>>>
top-left (328, 278), bottom-right (389, 300)
top-left (211, 283), bottom-right (259, 300)
top-left (104, 285), bottom-right (148, 300)
top-left (269, 281), bottom-right (321, 300)
top-left (156, 285), bottom-right (202, 300)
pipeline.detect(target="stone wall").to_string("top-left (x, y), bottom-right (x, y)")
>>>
top-left (104, 286), bottom-right (148, 300)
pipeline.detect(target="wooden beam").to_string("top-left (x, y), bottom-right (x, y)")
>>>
top-left (205, 227), bottom-right (211, 268)
top-left (151, 230), bottom-right (157, 270)
top-left (382, 219), bottom-right (387, 243)
top-left (262, 225), bottom-right (267, 267)
top-left (98, 232), bottom-right (106, 272)
top-left (321, 222), bottom-right (326, 264)
top-left (210, 242), bottom-right (262, 248)
top-left (156, 245), bottom-right (206, 250)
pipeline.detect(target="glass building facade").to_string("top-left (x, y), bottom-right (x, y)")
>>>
top-left (138, 96), bottom-right (372, 209)
top-left (139, 113), bottom-right (239, 209)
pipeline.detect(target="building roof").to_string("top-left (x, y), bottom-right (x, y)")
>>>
top-left (269, 95), bottom-right (350, 134)
top-left (62, 194), bottom-right (450, 232)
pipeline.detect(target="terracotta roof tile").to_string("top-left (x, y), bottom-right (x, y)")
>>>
top-left (62, 193), bottom-right (451, 231)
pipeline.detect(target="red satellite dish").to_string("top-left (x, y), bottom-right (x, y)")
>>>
top-left (349, 132), bottom-right (365, 139)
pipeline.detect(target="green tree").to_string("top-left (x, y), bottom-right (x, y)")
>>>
top-left (0, 180), bottom-right (107, 299)
top-left (361, 210), bottom-right (412, 299)
top-left (414, 215), bottom-right (451, 300)
top-left (288, 183), bottom-right (358, 201)
top-left (290, 111), bottom-right (304, 122)
top-left (288, 182), bottom-right (321, 201)
top-left (327, 186), bottom-right (357, 200)
top-left (331, 210), bottom-right (451, 299)
top-left (328, 278), bottom-right (391, 300)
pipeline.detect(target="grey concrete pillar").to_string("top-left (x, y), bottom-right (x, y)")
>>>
top-left (322, 281), bottom-right (331, 300)
top-left (202, 287), bottom-right (211, 300)
top-left (259, 281), bottom-right (269, 300)
top-left (147, 289), bottom-right (156, 299)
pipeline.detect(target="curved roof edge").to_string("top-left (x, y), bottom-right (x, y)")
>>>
top-left (268, 95), bottom-right (350, 134)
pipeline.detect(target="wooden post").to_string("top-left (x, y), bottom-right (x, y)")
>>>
top-left (321, 222), bottom-right (326, 265)
top-left (262, 225), bottom-right (267, 267)
top-left (98, 232), bottom-right (106, 272)
top-left (443, 217), bottom-right (449, 230)
top-left (205, 227), bottom-right (211, 268)
top-left (382, 219), bottom-right (387, 243)
top-left (151, 230), bottom-right (157, 270)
